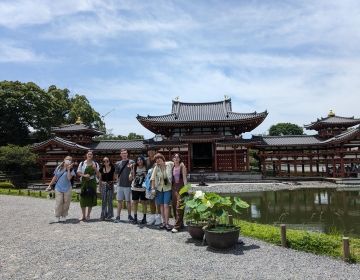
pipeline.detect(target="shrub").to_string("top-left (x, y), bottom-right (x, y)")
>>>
top-left (0, 181), bottom-right (15, 189)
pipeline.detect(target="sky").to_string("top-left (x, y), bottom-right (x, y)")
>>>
top-left (1, 0), bottom-right (360, 139)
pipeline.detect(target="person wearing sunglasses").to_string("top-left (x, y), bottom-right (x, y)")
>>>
top-left (99, 157), bottom-right (115, 221)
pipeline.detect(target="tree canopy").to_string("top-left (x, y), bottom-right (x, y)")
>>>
top-left (0, 81), bottom-right (105, 145)
top-left (269, 123), bottom-right (304, 136)
top-left (95, 130), bottom-right (144, 141)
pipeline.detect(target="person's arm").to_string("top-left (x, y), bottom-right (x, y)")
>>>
top-left (181, 163), bottom-right (188, 185)
top-left (66, 164), bottom-right (74, 180)
top-left (129, 164), bottom-right (135, 181)
top-left (150, 166), bottom-right (156, 190)
top-left (77, 162), bottom-right (90, 179)
top-left (46, 175), bottom-right (57, 191)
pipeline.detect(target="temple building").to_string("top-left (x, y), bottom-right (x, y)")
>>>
top-left (32, 99), bottom-right (360, 181)
top-left (257, 111), bottom-right (360, 178)
top-left (32, 118), bottom-right (144, 180)
top-left (137, 98), bottom-right (267, 172)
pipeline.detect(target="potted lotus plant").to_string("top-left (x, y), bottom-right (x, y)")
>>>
top-left (180, 186), bottom-right (249, 249)
top-left (179, 185), bottom-right (208, 240)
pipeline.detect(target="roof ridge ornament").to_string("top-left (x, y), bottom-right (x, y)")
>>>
top-left (328, 110), bottom-right (335, 117)
top-left (75, 116), bottom-right (83, 125)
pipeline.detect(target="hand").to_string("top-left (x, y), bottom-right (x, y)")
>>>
top-left (83, 174), bottom-right (90, 178)
top-left (46, 185), bottom-right (52, 192)
top-left (67, 163), bottom-right (74, 171)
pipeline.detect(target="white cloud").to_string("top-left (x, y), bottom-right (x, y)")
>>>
top-left (0, 41), bottom-right (45, 63)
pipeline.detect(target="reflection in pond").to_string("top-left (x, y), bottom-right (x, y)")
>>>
top-left (233, 188), bottom-right (360, 237)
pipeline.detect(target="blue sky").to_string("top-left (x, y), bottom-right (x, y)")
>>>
top-left (1, 0), bottom-right (360, 139)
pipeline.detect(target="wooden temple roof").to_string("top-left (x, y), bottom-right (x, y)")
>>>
top-left (51, 124), bottom-right (103, 136)
top-left (32, 136), bottom-right (89, 151)
top-left (137, 99), bottom-right (268, 133)
top-left (89, 140), bottom-right (145, 151)
top-left (304, 115), bottom-right (360, 130)
top-left (258, 126), bottom-right (360, 147)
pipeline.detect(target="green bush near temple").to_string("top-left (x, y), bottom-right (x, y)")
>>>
top-left (0, 181), bottom-right (15, 189)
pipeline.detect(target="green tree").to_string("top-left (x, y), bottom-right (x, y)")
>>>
top-left (67, 94), bottom-right (105, 131)
top-left (0, 145), bottom-right (37, 172)
top-left (0, 81), bottom-right (53, 145)
top-left (0, 81), bottom-right (105, 145)
top-left (269, 123), bottom-right (304, 136)
top-left (95, 130), bottom-right (144, 141)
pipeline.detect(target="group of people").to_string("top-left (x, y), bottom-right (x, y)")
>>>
top-left (46, 148), bottom-right (187, 233)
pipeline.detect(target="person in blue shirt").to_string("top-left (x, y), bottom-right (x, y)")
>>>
top-left (46, 156), bottom-right (76, 222)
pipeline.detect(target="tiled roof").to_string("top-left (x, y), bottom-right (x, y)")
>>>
top-left (89, 140), bottom-right (145, 151)
top-left (137, 99), bottom-right (268, 133)
top-left (260, 135), bottom-right (323, 146)
top-left (305, 115), bottom-right (360, 130)
top-left (324, 126), bottom-right (360, 144)
top-left (259, 126), bottom-right (360, 147)
top-left (32, 137), bottom-right (89, 151)
top-left (52, 124), bottom-right (103, 135)
top-left (138, 99), bottom-right (267, 123)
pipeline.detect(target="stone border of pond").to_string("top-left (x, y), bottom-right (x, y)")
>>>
top-left (190, 180), bottom-right (360, 193)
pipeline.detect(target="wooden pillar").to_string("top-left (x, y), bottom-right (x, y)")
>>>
top-left (246, 148), bottom-right (250, 171)
top-left (309, 156), bottom-right (313, 176)
top-left (233, 146), bottom-right (237, 171)
top-left (294, 158), bottom-right (297, 175)
top-left (214, 144), bottom-right (218, 171)
top-left (187, 144), bottom-right (191, 172)
top-left (42, 163), bottom-right (46, 183)
top-left (340, 153), bottom-right (345, 178)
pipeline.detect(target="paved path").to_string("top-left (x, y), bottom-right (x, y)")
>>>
top-left (0, 195), bottom-right (359, 280)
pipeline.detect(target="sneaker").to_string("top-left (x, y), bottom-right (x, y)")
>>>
top-left (140, 217), bottom-right (147, 224)
top-left (146, 214), bottom-right (155, 225)
top-left (100, 216), bottom-right (105, 221)
top-left (171, 228), bottom-right (178, 233)
top-left (128, 215), bottom-right (134, 223)
top-left (154, 214), bottom-right (162, 226)
top-left (132, 217), bottom-right (138, 224)
top-left (114, 216), bottom-right (121, 223)
top-left (165, 224), bottom-right (172, 231)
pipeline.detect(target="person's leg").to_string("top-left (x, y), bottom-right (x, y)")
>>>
top-left (132, 200), bottom-right (138, 223)
top-left (100, 185), bottom-right (107, 219)
top-left (141, 200), bottom-right (147, 224)
top-left (62, 188), bottom-right (72, 219)
top-left (159, 204), bottom-right (165, 226)
top-left (107, 188), bottom-right (114, 219)
top-left (115, 186), bottom-right (124, 221)
top-left (54, 190), bottom-right (62, 220)
top-left (125, 188), bottom-right (133, 221)
top-left (81, 207), bottom-right (86, 220)
top-left (173, 190), bottom-right (183, 229)
top-left (164, 191), bottom-right (172, 229)
top-left (87, 207), bottom-right (92, 219)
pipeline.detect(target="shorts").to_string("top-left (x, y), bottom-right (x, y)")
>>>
top-left (132, 190), bottom-right (147, 201)
top-left (116, 186), bottom-right (131, 201)
top-left (155, 190), bottom-right (172, 205)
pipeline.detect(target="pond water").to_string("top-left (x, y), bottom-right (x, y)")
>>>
top-left (233, 188), bottom-right (360, 237)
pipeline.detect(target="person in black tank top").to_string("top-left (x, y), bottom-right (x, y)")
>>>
top-left (99, 157), bottom-right (115, 220)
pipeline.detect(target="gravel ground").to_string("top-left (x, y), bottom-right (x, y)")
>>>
top-left (190, 181), bottom-right (357, 193)
top-left (0, 195), bottom-right (359, 280)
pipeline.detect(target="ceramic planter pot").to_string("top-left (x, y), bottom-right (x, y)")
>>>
top-left (187, 223), bottom-right (206, 240)
top-left (204, 226), bottom-right (240, 249)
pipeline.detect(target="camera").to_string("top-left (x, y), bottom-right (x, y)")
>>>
top-left (164, 177), bottom-right (169, 185)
